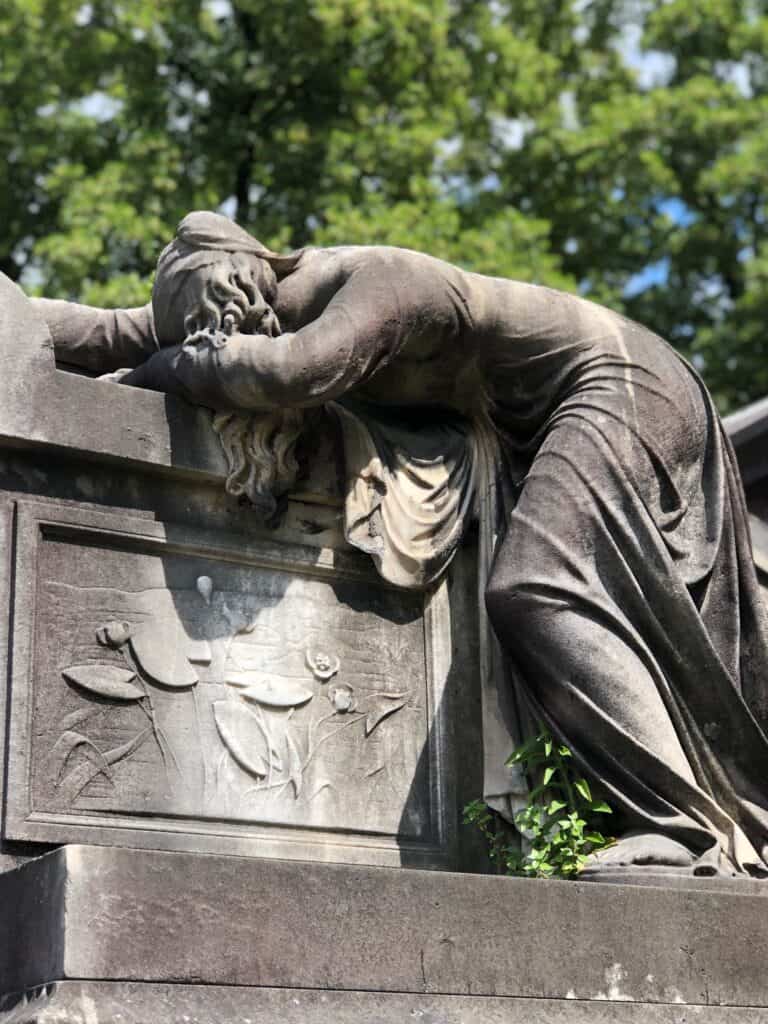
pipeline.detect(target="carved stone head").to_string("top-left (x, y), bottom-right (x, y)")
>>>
top-left (152, 212), bottom-right (307, 521)
top-left (151, 211), bottom-right (300, 346)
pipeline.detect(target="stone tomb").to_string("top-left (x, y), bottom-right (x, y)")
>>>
top-left (2, 272), bottom-right (768, 1023)
top-left (0, 273), bottom-right (482, 873)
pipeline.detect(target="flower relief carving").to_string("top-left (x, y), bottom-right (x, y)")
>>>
top-left (56, 576), bottom-right (412, 806)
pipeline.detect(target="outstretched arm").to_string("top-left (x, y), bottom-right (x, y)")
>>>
top-left (119, 258), bottom-right (415, 411)
top-left (31, 299), bottom-right (158, 374)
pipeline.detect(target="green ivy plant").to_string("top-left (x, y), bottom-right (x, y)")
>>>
top-left (463, 729), bottom-right (615, 879)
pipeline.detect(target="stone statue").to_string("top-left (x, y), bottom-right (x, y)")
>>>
top-left (32, 211), bottom-right (768, 879)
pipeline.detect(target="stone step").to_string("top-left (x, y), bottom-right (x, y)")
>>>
top-left (2, 844), bottom-right (768, 1021)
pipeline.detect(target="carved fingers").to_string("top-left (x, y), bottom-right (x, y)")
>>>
top-left (97, 367), bottom-right (135, 383)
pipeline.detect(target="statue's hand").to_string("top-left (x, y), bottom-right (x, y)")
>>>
top-left (106, 328), bottom-right (283, 408)
top-left (182, 326), bottom-right (229, 352)
top-left (181, 314), bottom-right (271, 354)
top-left (98, 367), bottom-right (135, 384)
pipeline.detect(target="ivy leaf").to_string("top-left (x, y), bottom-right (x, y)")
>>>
top-left (590, 801), bottom-right (613, 814)
top-left (584, 832), bottom-right (607, 845)
top-left (467, 729), bottom-right (615, 878)
top-left (62, 664), bottom-right (144, 702)
top-left (506, 734), bottom-right (542, 765)
top-left (574, 778), bottom-right (592, 802)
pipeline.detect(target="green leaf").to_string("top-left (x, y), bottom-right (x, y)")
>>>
top-left (584, 832), bottom-right (607, 844)
top-left (574, 778), bottom-right (592, 802)
top-left (591, 801), bottom-right (613, 814)
top-left (466, 730), bottom-right (614, 878)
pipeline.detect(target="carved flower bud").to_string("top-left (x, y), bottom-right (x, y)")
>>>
top-left (328, 683), bottom-right (355, 714)
top-left (196, 575), bottom-right (214, 606)
top-left (96, 620), bottom-right (133, 649)
top-left (306, 649), bottom-right (340, 681)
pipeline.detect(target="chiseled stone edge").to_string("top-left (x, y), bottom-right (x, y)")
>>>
top-left (3, 845), bottom-right (768, 1008)
top-left (1, 981), bottom-right (767, 1024)
top-left (0, 274), bottom-right (225, 481)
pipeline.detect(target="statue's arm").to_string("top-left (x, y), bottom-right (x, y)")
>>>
top-left (30, 299), bottom-right (158, 374)
top-left (119, 261), bottom-right (411, 411)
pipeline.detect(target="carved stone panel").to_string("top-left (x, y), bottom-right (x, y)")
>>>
top-left (5, 500), bottom-right (455, 867)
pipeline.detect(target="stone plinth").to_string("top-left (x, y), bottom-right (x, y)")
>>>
top-left (0, 274), bottom-right (486, 874)
top-left (2, 845), bottom-right (768, 1022)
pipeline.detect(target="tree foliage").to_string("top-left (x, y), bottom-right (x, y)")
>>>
top-left (2, 0), bottom-right (767, 409)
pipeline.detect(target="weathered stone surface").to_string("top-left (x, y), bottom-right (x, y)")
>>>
top-left (0, 276), bottom-right (223, 479)
top-left (2, 982), bottom-right (766, 1024)
top-left (581, 870), bottom-right (768, 896)
top-left (0, 277), bottom-right (484, 872)
top-left (3, 845), bottom-right (768, 1010)
top-left (4, 498), bottom-right (454, 867)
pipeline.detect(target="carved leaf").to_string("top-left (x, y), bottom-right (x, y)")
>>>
top-left (285, 732), bottom-right (303, 799)
top-left (60, 707), bottom-right (100, 731)
top-left (268, 743), bottom-right (284, 773)
top-left (213, 701), bottom-right (270, 777)
top-left (239, 679), bottom-right (314, 709)
top-left (364, 693), bottom-right (409, 737)
top-left (129, 623), bottom-right (199, 689)
top-left (187, 639), bottom-right (212, 665)
top-left (225, 670), bottom-right (255, 689)
top-left (60, 727), bottom-right (152, 802)
top-left (50, 730), bottom-right (114, 786)
top-left (102, 727), bottom-right (153, 766)
top-left (62, 664), bottom-right (144, 702)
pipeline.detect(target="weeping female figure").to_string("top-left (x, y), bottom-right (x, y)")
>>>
top-left (34, 211), bottom-right (768, 878)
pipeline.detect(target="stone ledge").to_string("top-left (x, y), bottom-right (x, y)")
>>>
top-left (3, 982), bottom-right (767, 1024)
top-left (2, 845), bottom-right (768, 1011)
top-left (0, 275), bottom-right (341, 504)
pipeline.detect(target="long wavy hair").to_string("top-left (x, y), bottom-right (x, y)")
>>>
top-left (152, 243), bottom-right (300, 345)
top-left (212, 408), bottom-right (306, 522)
top-left (152, 212), bottom-right (307, 522)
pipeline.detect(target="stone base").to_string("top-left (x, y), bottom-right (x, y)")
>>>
top-left (2, 845), bottom-right (768, 1022)
top-left (581, 868), bottom-right (768, 895)
top-left (2, 982), bottom-right (766, 1024)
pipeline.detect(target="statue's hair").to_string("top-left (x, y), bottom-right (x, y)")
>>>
top-left (212, 409), bottom-right (306, 522)
top-left (173, 210), bottom-right (302, 277)
top-left (152, 211), bottom-right (302, 345)
top-left (186, 251), bottom-right (275, 339)
top-left (153, 212), bottom-right (308, 520)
